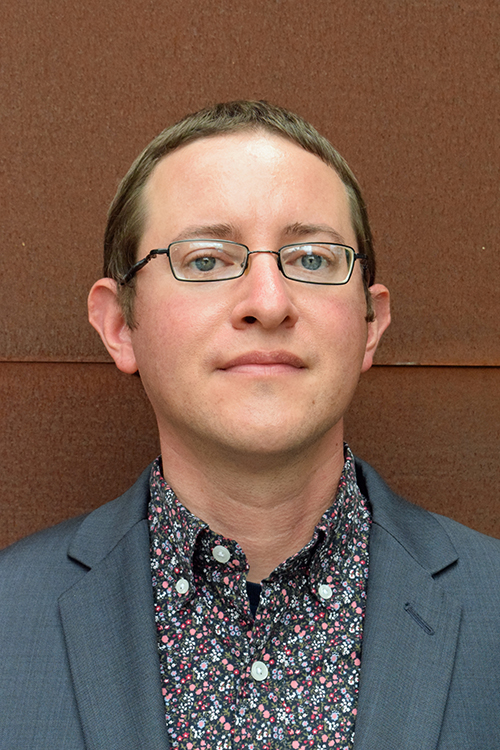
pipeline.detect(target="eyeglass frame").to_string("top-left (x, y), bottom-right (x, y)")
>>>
top-left (119, 239), bottom-right (369, 286)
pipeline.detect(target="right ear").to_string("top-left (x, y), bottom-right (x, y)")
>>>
top-left (88, 278), bottom-right (138, 374)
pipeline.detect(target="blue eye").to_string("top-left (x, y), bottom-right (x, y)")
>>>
top-left (193, 256), bottom-right (217, 272)
top-left (300, 254), bottom-right (323, 271)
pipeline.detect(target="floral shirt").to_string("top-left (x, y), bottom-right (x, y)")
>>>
top-left (149, 446), bottom-right (371, 750)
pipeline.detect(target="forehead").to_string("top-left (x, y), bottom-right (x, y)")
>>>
top-left (141, 130), bottom-right (355, 245)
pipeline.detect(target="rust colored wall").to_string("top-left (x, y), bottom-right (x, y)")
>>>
top-left (1, 0), bottom-right (498, 547)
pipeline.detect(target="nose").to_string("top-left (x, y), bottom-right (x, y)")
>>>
top-left (230, 250), bottom-right (299, 330)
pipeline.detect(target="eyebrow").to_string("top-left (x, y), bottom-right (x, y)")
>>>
top-left (283, 222), bottom-right (348, 245)
top-left (172, 224), bottom-right (237, 242)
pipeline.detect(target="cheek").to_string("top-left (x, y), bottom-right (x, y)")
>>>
top-left (315, 297), bottom-right (368, 358)
top-left (131, 291), bottom-right (226, 374)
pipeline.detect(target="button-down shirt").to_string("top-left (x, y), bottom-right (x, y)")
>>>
top-left (149, 446), bottom-right (371, 750)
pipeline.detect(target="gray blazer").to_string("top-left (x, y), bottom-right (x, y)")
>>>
top-left (1, 460), bottom-right (499, 749)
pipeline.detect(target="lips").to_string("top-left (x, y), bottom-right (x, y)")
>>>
top-left (220, 350), bottom-right (306, 370)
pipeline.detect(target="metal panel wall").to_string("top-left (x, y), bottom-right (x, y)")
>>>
top-left (1, 0), bottom-right (498, 547)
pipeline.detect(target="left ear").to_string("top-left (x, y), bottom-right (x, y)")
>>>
top-left (361, 284), bottom-right (391, 373)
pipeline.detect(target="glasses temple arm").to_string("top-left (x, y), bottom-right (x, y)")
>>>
top-left (120, 250), bottom-right (161, 285)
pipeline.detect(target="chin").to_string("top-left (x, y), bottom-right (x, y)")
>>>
top-left (211, 415), bottom-right (341, 460)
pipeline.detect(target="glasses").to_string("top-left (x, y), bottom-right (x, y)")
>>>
top-left (120, 240), bottom-right (368, 286)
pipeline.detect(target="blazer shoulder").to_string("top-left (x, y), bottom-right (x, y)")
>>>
top-left (0, 464), bottom-right (152, 592)
top-left (355, 455), bottom-right (500, 573)
top-left (430, 510), bottom-right (500, 579)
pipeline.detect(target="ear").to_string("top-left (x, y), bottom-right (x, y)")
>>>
top-left (361, 283), bottom-right (391, 373)
top-left (88, 278), bottom-right (138, 374)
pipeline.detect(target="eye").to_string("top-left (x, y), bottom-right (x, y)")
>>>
top-left (285, 244), bottom-right (340, 271)
top-left (191, 255), bottom-right (219, 272)
top-left (185, 248), bottom-right (235, 274)
top-left (172, 241), bottom-right (244, 281)
top-left (299, 253), bottom-right (325, 271)
top-left (281, 244), bottom-right (350, 283)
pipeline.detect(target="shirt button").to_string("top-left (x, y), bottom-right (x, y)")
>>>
top-left (212, 545), bottom-right (231, 564)
top-left (175, 578), bottom-right (189, 595)
top-left (251, 661), bottom-right (269, 681)
top-left (318, 583), bottom-right (333, 600)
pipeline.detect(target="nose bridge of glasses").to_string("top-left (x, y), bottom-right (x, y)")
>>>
top-left (245, 249), bottom-right (282, 274)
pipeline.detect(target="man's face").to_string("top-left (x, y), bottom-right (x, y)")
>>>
top-left (115, 131), bottom-right (389, 461)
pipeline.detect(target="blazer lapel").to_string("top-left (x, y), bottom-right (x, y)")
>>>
top-left (59, 484), bottom-right (169, 750)
top-left (353, 461), bottom-right (462, 750)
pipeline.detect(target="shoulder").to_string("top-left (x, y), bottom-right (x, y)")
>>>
top-left (0, 515), bottom-right (89, 606)
top-left (0, 465), bottom-right (152, 594)
top-left (428, 511), bottom-right (500, 594)
top-left (355, 455), bottom-right (500, 571)
top-left (355, 456), bottom-right (500, 652)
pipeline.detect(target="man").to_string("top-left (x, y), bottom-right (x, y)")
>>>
top-left (1, 101), bottom-right (499, 750)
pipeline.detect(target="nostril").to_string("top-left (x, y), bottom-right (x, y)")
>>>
top-left (243, 316), bottom-right (257, 324)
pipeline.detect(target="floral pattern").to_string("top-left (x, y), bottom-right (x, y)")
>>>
top-left (149, 446), bottom-right (371, 750)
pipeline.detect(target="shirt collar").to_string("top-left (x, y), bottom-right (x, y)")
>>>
top-left (148, 445), bottom-right (370, 607)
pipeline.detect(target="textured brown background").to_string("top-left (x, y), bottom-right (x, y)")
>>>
top-left (1, 0), bottom-right (499, 547)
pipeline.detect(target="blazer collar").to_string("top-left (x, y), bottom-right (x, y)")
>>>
top-left (59, 466), bottom-right (170, 750)
top-left (66, 466), bottom-right (152, 569)
top-left (355, 457), bottom-right (459, 574)
top-left (353, 459), bottom-right (462, 750)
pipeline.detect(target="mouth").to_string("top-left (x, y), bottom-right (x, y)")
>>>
top-left (219, 350), bottom-right (306, 374)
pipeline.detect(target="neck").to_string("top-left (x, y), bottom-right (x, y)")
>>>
top-left (158, 428), bottom-right (346, 582)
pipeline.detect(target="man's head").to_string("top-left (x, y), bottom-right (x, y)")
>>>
top-left (89, 112), bottom-right (390, 465)
top-left (103, 100), bottom-right (376, 326)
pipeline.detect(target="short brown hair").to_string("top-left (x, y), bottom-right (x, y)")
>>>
top-left (104, 100), bottom-right (376, 324)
